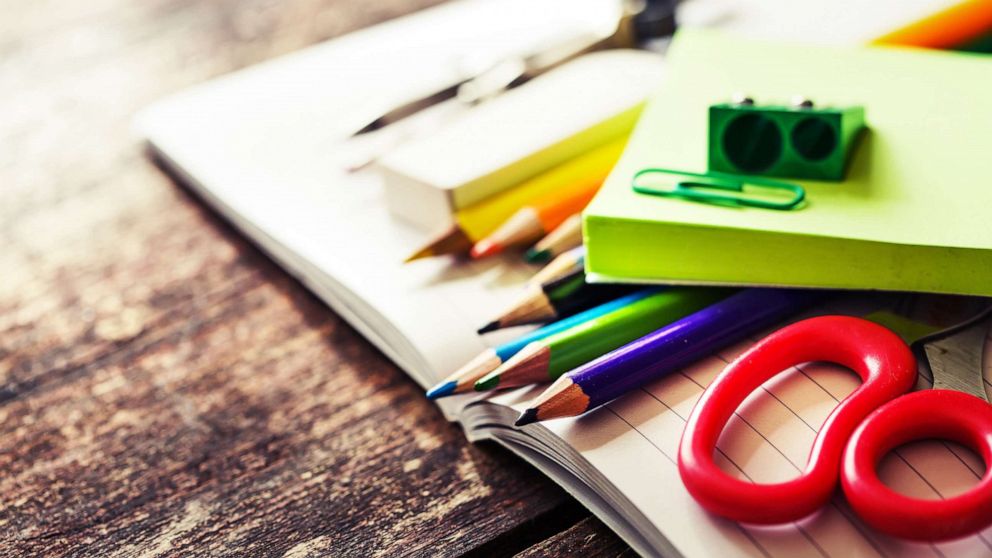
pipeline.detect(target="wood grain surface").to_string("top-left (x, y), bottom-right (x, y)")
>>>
top-left (0, 0), bottom-right (630, 556)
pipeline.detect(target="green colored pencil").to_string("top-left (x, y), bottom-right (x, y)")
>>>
top-left (474, 287), bottom-right (732, 391)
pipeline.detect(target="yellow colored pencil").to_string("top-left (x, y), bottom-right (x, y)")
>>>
top-left (405, 138), bottom-right (625, 262)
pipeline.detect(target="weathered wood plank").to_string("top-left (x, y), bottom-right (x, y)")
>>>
top-left (0, 0), bottom-right (632, 555)
top-left (514, 517), bottom-right (636, 558)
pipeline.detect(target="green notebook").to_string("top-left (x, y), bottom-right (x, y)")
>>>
top-left (584, 29), bottom-right (992, 296)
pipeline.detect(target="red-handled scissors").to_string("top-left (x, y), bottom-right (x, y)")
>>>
top-left (678, 312), bottom-right (992, 541)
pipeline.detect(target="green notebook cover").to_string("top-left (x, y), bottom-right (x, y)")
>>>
top-left (584, 29), bottom-right (992, 296)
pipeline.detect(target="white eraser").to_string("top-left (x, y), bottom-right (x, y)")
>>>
top-left (376, 49), bottom-right (665, 229)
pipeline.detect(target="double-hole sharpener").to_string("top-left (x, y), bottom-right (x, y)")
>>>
top-left (709, 97), bottom-right (865, 181)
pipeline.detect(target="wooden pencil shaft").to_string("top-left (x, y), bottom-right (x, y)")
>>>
top-left (478, 207), bottom-right (545, 249)
top-left (532, 213), bottom-right (582, 255)
top-left (455, 139), bottom-right (626, 240)
top-left (492, 288), bottom-right (556, 327)
top-left (450, 350), bottom-right (502, 383)
top-left (406, 224), bottom-right (472, 260)
top-left (491, 275), bottom-right (637, 330)
top-left (492, 288), bottom-right (662, 359)
top-left (570, 288), bottom-right (824, 411)
top-left (528, 378), bottom-right (589, 423)
top-left (542, 272), bottom-right (635, 318)
top-left (481, 176), bottom-right (600, 251)
top-left (476, 290), bottom-right (664, 391)
top-left (479, 344), bottom-right (553, 389)
top-left (529, 245), bottom-right (586, 286)
top-left (450, 292), bottom-right (659, 397)
top-left (543, 288), bottom-right (731, 377)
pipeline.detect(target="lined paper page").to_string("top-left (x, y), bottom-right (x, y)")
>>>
top-left (533, 304), bottom-right (992, 558)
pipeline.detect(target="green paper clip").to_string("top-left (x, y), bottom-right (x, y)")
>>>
top-left (632, 168), bottom-right (805, 211)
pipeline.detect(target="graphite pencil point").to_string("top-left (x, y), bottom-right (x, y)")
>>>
top-left (514, 408), bottom-right (539, 427)
top-left (477, 321), bottom-right (500, 334)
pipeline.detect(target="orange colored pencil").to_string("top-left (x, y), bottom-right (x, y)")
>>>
top-left (469, 175), bottom-right (602, 259)
top-left (873, 0), bottom-right (992, 49)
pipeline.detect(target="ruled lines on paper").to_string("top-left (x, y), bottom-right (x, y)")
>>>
top-left (593, 325), bottom-right (992, 558)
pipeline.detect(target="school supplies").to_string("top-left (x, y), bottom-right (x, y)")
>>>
top-left (708, 98), bottom-right (864, 180)
top-left (470, 172), bottom-right (603, 258)
top-left (405, 140), bottom-right (624, 262)
top-left (632, 168), bottom-right (806, 211)
top-left (353, 0), bottom-right (653, 136)
top-left (477, 270), bottom-right (633, 333)
top-left (873, 0), bottom-right (992, 50)
top-left (584, 30), bottom-right (992, 295)
top-left (515, 288), bottom-right (819, 424)
top-left (524, 213), bottom-right (583, 263)
top-left (529, 245), bottom-right (585, 287)
top-left (377, 50), bottom-right (662, 229)
top-left (474, 287), bottom-right (730, 392)
top-left (139, 0), bottom-right (985, 555)
top-left (680, 310), bottom-right (992, 541)
top-left (426, 288), bottom-right (658, 399)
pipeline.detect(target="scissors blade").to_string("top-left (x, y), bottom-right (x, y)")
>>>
top-left (919, 313), bottom-right (992, 402)
top-left (351, 1), bottom-right (645, 137)
top-left (351, 83), bottom-right (461, 136)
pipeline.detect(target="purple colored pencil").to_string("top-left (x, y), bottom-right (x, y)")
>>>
top-left (515, 288), bottom-right (824, 425)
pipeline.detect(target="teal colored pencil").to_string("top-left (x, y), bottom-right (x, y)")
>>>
top-left (474, 287), bottom-right (732, 392)
top-left (425, 289), bottom-right (660, 399)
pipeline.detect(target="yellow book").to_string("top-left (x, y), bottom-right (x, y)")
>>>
top-left (404, 138), bottom-right (625, 262)
top-left (457, 138), bottom-right (625, 240)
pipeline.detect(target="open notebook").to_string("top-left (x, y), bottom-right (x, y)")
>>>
top-left (135, 0), bottom-right (988, 555)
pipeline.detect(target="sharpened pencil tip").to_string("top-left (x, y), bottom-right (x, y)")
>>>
top-left (514, 408), bottom-right (538, 427)
top-left (470, 239), bottom-right (501, 259)
top-left (425, 380), bottom-right (457, 400)
top-left (403, 249), bottom-right (431, 263)
top-left (476, 321), bottom-right (500, 334)
top-left (405, 225), bottom-right (473, 262)
top-left (524, 248), bottom-right (551, 263)
top-left (474, 375), bottom-right (500, 392)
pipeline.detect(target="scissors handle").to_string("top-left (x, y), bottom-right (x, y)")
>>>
top-left (678, 316), bottom-right (917, 523)
top-left (842, 389), bottom-right (992, 540)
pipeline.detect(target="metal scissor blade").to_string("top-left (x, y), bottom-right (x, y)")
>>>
top-left (917, 311), bottom-right (992, 402)
top-left (350, 0), bottom-right (649, 137)
top-left (352, 83), bottom-right (461, 136)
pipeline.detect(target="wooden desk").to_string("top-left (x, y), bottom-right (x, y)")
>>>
top-left (0, 1), bottom-right (633, 555)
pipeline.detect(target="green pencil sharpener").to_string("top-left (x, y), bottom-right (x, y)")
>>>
top-left (708, 97), bottom-right (865, 181)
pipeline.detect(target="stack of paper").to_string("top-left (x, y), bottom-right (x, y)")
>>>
top-left (585, 29), bottom-right (992, 296)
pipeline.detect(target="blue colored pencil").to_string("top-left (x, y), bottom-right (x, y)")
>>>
top-left (426, 288), bottom-right (660, 399)
top-left (515, 288), bottom-right (823, 425)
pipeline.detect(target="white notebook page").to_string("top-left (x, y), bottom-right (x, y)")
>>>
top-left (137, 0), bottom-right (973, 554)
top-left (515, 308), bottom-right (992, 557)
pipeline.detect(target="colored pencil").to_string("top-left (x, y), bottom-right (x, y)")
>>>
top-left (524, 213), bottom-right (583, 263)
top-left (514, 288), bottom-right (823, 425)
top-left (404, 139), bottom-right (625, 262)
top-left (529, 245), bottom-right (586, 287)
top-left (469, 176), bottom-right (601, 259)
top-left (474, 287), bottom-right (731, 392)
top-left (477, 270), bottom-right (634, 334)
top-left (425, 289), bottom-right (660, 398)
top-left (404, 225), bottom-right (474, 262)
top-left (872, 0), bottom-right (992, 50)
